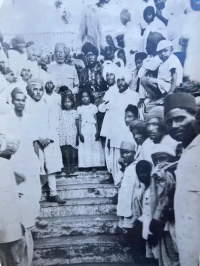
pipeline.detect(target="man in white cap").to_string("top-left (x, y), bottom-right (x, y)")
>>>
top-left (141, 39), bottom-right (183, 97)
top-left (164, 92), bottom-right (200, 266)
top-left (26, 78), bottom-right (65, 204)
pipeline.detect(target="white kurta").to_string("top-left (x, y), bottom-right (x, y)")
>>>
top-left (0, 111), bottom-right (41, 228)
top-left (47, 62), bottom-right (79, 93)
top-left (26, 97), bottom-right (63, 174)
top-left (0, 158), bottom-right (22, 243)
top-left (174, 134), bottom-right (200, 266)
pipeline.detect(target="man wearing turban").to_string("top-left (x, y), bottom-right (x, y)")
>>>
top-left (26, 78), bottom-right (66, 205)
top-left (164, 92), bottom-right (200, 266)
top-left (47, 42), bottom-right (79, 95)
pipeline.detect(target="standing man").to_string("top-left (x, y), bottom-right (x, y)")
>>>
top-left (164, 92), bottom-right (200, 266)
top-left (26, 78), bottom-right (65, 204)
top-left (47, 42), bottom-right (79, 95)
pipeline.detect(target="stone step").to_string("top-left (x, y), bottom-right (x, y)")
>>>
top-left (32, 214), bottom-right (118, 239)
top-left (56, 171), bottom-right (113, 185)
top-left (42, 183), bottom-right (117, 200)
top-left (33, 235), bottom-right (134, 266)
top-left (39, 198), bottom-right (116, 218)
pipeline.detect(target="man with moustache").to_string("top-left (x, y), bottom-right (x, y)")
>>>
top-left (164, 92), bottom-right (200, 266)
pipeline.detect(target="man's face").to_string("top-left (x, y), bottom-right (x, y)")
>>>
top-left (154, 0), bottom-right (165, 10)
top-left (147, 117), bottom-right (163, 142)
top-left (81, 92), bottom-right (90, 105)
top-left (152, 152), bottom-right (172, 166)
top-left (14, 41), bottom-right (25, 53)
top-left (131, 128), bottom-right (146, 146)
top-left (86, 52), bottom-right (97, 66)
top-left (106, 72), bottom-right (115, 86)
top-left (145, 11), bottom-right (154, 24)
top-left (165, 108), bottom-right (196, 142)
top-left (30, 85), bottom-right (44, 102)
top-left (137, 167), bottom-right (150, 186)
top-left (117, 77), bottom-right (129, 93)
top-left (106, 35), bottom-right (114, 47)
top-left (125, 111), bottom-right (136, 126)
top-left (158, 47), bottom-right (172, 62)
top-left (21, 68), bottom-right (32, 81)
top-left (31, 49), bottom-right (42, 64)
top-left (45, 81), bottom-right (54, 93)
top-left (12, 93), bottom-right (26, 112)
top-left (0, 60), bottom-right (6, 71)
top-left (135, 59), bottom-right (143, 71)
top-left (55, 45), bottom-right (66, 64)
top-left (120, 149), bottom-right (135, 164)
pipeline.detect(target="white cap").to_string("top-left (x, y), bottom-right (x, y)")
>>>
top-left (151, 144), bottom-right (176, 157)
top-left (157, 40), bottom-right (173, 52)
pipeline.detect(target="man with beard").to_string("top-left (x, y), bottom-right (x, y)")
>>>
top-left (47, 43), bottom-right (79, 95)
top-left (164, 92), bottom-right (200, 266)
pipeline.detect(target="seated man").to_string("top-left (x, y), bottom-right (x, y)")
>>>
top-left (26, 78), bottom-right (65, 204)
top-left (141, 40), bottom-right (183, 98)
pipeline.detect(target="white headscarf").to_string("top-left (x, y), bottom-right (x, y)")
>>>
top-left (116, 67), bottom-right (132, 85)
top-left (103, 63), bottom-right (119, 81)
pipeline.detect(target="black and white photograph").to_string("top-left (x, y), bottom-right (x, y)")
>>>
top-left (0, 0), bottom-right (200, 265)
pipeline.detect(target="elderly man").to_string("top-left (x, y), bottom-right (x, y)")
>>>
top-left (47, 42), bottom-right (79, 95)
top-left (164, 92), bottom-right (200, 266)
top-left (28, 45), bottom-right (50, 86)
top-left (8, 34), bottom-right (28, 76)
top-left (26, 78), bottom-right (65, 204)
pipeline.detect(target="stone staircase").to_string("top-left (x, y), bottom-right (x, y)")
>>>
top-left (32, 171), bottom-right (135, 266)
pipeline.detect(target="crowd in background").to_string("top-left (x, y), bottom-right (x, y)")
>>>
top-left (0, 0), bottom-right (200, 265)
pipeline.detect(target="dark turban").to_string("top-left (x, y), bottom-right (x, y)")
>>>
top-left (129, 120), bottom-right (147, 133)
top-left (135, 52), bottom-right (147, 62)
top-left (164, 92), bottom-right (196, 116)
top-left (147, 31), bottom-right (165, 46)
top-left (82, 42), bottom-right (98, 56)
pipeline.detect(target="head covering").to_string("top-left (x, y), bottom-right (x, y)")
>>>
top-left (12, 34), bottom-right (25, 43)
top-left (120, 141), bottom-right (136, 152)
top-left (103, 63), bottom-right (119, 80)
top-left (136, 160), bottom-right (152, 174)
top-left (143, 6), bottom-right (155, 21)
top-left (82, 42), bottom-right (98, 56)
top-left (151, 144), bottom-right (176, 157)
top-left (117, 67), bottom-right (132, 85)
top-left (129, 120), bottom-right (147, 132)
top-left (147, 106), bottom-right (164, 121)
top-left (113, 57), bottom-right (125, 68)
top-left (135, 52), bottom-right (147, 62)
top-left (147, 31), bottom-right (165, 45)
top-left (164, 92), bottom-right (196, 116)
top-left (55, 42), bottom-right (70, 55)
top-left (11, 87), bottom-right (25, 99)
top-left (157, 40), bottom-right (173, 52)
top-left (120, 8), bottom-right (131, 22)
top-left (27, 78), bottom-right (43, 88)
top-left (73, 59), bottom-right (85, 69)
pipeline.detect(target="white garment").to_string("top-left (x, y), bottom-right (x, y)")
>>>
top-left (0, 73), bottom-right (10, 114)
top-left (27, 61), bottom-right (51, 85)
top-left (8, 49), bottom-right (28, 76)
top-left (175, 135), bottom-right (200, 266)
top-left (157, 54), bottom-right (183, 93)
top-left (110, 88), bottom-right (139, 148)
top-left (47, 62), bottom-right (79, 93)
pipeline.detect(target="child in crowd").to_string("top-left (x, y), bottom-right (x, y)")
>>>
top-left (141, 40), bottom-right (183, 97)
top-left (117, 141), bottom-right (143, 232)
top-left (77, 89), bottom-right (105, 172)
top-left (135, 160), bottom-right (158, 266)
top-left (150, 144), bottom-right (179, 266)
top-left (58, 94), bottom-right (79, 174)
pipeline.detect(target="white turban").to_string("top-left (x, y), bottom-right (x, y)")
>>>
top-left (151, 144), bottom-right (176, 157)
top-left (116, 67), bottom-right (132, 85)
top-left (103, 63), bottom-right (119, 81)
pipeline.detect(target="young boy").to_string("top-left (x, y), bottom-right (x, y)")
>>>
top-left (141, 40), bottom-right (183, 97)
top-left (150, 144), bottom-right (179, 266)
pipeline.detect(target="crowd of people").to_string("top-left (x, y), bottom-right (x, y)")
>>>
top-left (0, 0), bottom-right (200, 265)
